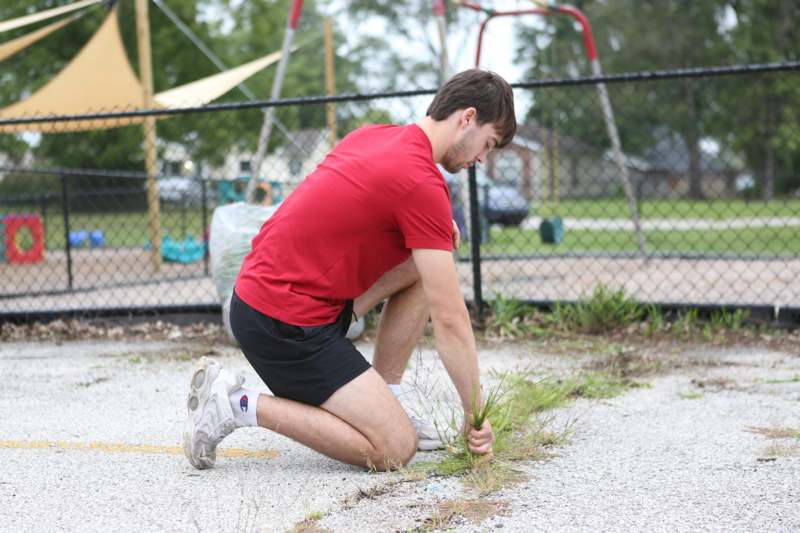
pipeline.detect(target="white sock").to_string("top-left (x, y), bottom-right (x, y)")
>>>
top-left (229, 387), bottom-right (259, 427)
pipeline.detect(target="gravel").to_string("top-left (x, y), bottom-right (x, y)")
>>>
top-left (1, 336), bottom-right (798, 532)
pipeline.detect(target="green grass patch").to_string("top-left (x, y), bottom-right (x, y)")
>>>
top-left (551, 198), bottom-right (800, 220)
top-left (39, 207), bottom-right (208, 250)
top-left (462, 225), bottom-right (800, 257)
top-left (680, 391), bottom-right (704, 400)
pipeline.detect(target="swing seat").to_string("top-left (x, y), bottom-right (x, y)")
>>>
top-left (539, 216), bottom-right (564, 245)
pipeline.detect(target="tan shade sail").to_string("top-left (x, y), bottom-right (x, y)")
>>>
top-left (0, 15), bottom-right (76, 64)
top-left (154, 50), bottom-right (283, 108)
top-left (0, 0), bottom-right (102, 34)
top-left (0, 6), bottom-right (149, 132)
top-left (0, 7), bottom-right (287, 132)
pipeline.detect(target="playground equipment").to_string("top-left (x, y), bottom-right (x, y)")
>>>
top-left (68, 229), bottom-right (105, 248)
top-left (453, 0), bottom-right (647, 255)
top-left (144, 233), bottom-right (205, 263)
top-left (162, 234), bottom-right (205, 263)
top-left (245, 0), bottom-right (304, 203)
top-left (3, 213), bottom-right (44, 264)
top-left (540, 126), bottom-right (564, 244)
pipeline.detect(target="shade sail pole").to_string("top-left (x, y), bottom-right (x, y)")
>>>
top-left (136, 0), bottom-right (161, 271)
top-left (246, 0), bottom-right (304, 203)
top-left (432, 0), bottom-right (450, 81)
top-left (324, 17), bottom-right (337, 149)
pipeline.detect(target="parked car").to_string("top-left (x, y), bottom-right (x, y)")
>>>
top-left (157, 176), bottom-right (206, 206)
top-left (441, 167), bottom-right (530, 230)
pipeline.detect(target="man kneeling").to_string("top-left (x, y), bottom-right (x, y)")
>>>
top-left (183, 69), bottom-right (517, 470)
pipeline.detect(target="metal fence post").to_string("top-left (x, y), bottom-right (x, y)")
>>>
top-left (201, 177), bottom-right (209, 275)
top-left (60, 174), bottom-right (73, 291)
top-left (467, 165), bottom-right (484, 322)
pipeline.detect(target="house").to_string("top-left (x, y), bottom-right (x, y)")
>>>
top-left (641, 133), bottom-right (742, 198)
top-left (217, 128), bottom-right (332, 198)
top-left (485, 123), bottom-right (648, 201)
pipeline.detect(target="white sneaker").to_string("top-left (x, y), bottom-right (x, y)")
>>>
top-left (183, 357), bottom-right (246, 469)
top-left (407, 411), bottom-right (444, 451)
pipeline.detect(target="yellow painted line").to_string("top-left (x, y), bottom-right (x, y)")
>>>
top-left (0, 439), bottom-right (279, 459)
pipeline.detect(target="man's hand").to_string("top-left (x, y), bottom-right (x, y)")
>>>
top-left (452, 219), bottom-right (461, 249)
top-left (465, 417), bottom-right (494, 455)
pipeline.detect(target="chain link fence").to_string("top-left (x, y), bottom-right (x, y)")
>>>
top-left (1, 63), bottom-right (799, 321)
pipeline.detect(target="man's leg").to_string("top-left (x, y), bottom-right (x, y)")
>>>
top-left (255, 368), bottom-right (417, 470)
top-left (351, 258), bottom-right (444, 451)
top-left (353, 257), bottom-right (429, 385)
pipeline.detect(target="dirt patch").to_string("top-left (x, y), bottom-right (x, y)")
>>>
top-left (0, 318), bottom-right (226, 344)
top-left (413, 498), bottom-right (509, 532)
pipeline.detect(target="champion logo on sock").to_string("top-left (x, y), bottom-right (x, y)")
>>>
top-left (239, 394), bottom-right (248, 412)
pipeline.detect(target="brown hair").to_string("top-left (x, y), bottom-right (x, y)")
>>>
top-left (426, 69), bottom-right (516, 148)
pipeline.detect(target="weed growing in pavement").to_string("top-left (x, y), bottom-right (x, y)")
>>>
top-left (412, 368), bottom-right (636, 494)
top-left (486, 292), bottom-right (548, 339)
top-left (675, 308), bottom-right (700, 338)
top-left (644, 304), bottom-right (664, 336)
top-left (763, 375), bottom-right (800, 385)
top-left (550, 285), bottom-right (646, 334)
top-left (745, 426), bottom-right (800, 440)
top-left (286, 511), bottom-right (326, 533)
top-left (679, 391), bottom-right (705, 400)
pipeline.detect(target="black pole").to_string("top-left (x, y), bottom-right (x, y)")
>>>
top-left (467, 165), bottom-right (484, 322)
top-left (60, 175), bottom-right (73, 290)
top-left (201, 176), bottom-right (209, 275)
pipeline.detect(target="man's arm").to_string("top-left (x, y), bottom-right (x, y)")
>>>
top-left (411, 248), bottom-right (493, 454)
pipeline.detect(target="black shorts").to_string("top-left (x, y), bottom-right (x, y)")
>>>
top-left (228, 290), bottom-right (371, 406)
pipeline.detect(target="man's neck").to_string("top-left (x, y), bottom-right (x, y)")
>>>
top-left (416, 116), bottom-right (453, 164)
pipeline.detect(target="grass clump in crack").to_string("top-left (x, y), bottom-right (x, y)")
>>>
top-left (414, 368), bottom-right (634, 493)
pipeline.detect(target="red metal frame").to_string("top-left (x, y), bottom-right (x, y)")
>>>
top-left (456, 1), bottom-right (598, 66)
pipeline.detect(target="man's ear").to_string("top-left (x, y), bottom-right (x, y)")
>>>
top-left (459, 107), bottom-right (478, 129)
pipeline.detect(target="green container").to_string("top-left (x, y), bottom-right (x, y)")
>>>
top-left (539, 216), bottom-right (564, 244)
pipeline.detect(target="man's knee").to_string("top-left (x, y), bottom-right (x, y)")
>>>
top-left (369, 429), bottom-right (418, 471)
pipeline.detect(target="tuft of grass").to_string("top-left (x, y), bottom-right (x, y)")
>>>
top-left (745, 426), bottom-right (800, 440)
top-left (679, 391), bottom-right (704, 400)
top-left (286, 511), bottom-right (327, 533)
top-left (644, 304), bottom-right (665, 336)
top-left (129, 355), bottom-right (142, 364)
top-left (675, 308), bottom-right (700, 338)
top-left (550, 285), bottom-right (646, 334)
top-left (763, 375), bottom-right (800, 385)
top-left (486, 292), bottom-right (547, 339)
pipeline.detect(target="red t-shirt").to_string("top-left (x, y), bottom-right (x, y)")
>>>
top-left (235, 124), bottom-right (453, 326)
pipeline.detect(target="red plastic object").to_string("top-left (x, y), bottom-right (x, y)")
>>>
top-left (4, 213), bottom-right (44, 264)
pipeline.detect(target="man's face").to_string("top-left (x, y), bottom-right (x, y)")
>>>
top-left (441, 117), bottom-right (500, 174)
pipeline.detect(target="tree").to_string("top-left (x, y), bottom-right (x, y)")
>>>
top-left (0, 0), bottom-right (368, 188)
top-left (516, 0), bottom-right (733, 200)
top-left (344, 0), bottom-right (482, 90)
top-left (714, 0), bottom-right (800, 200)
